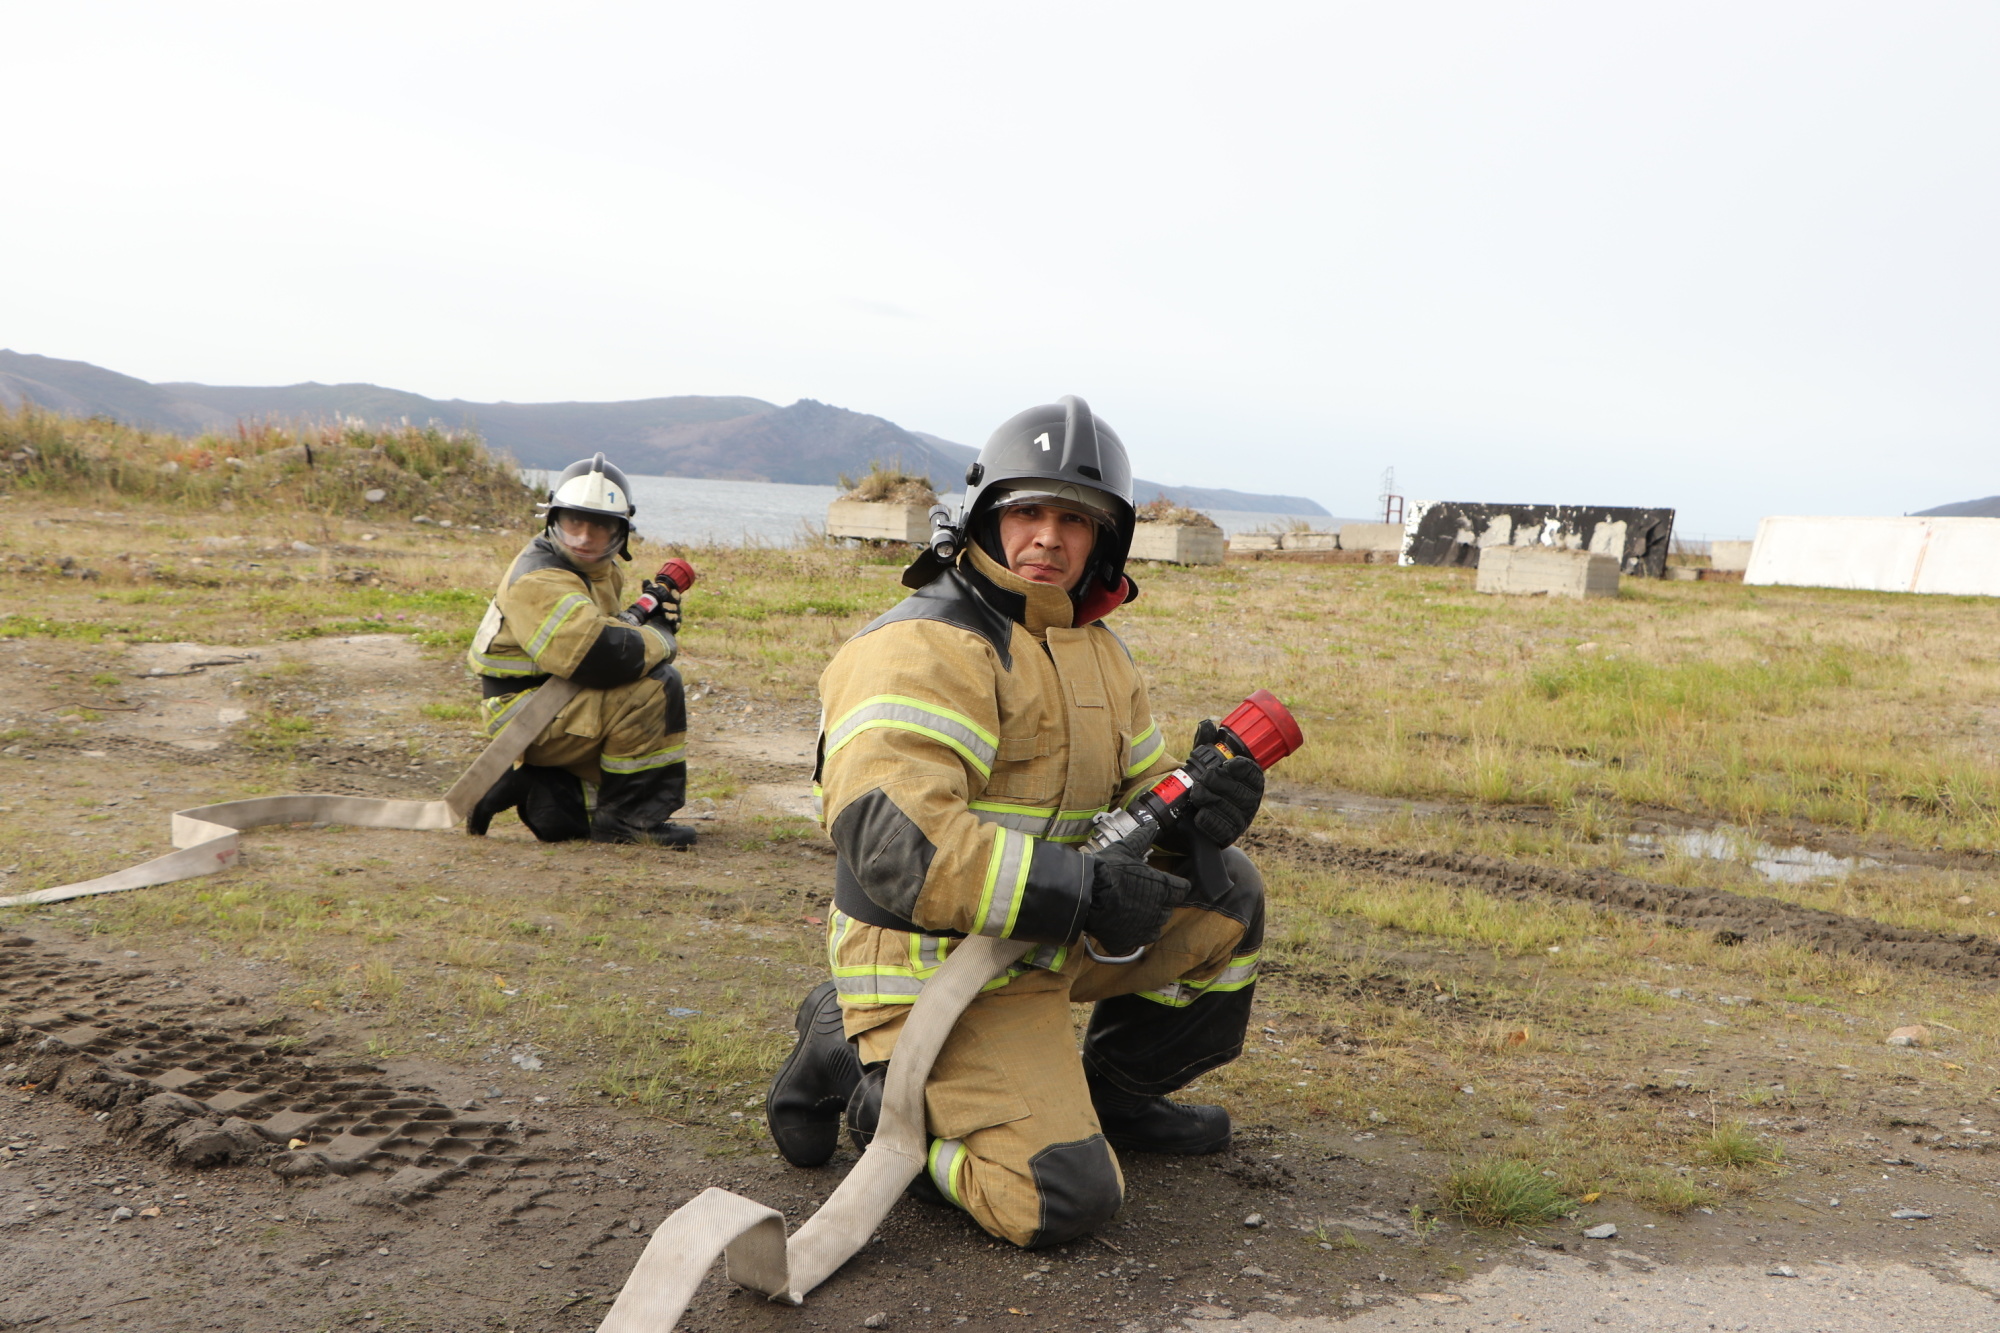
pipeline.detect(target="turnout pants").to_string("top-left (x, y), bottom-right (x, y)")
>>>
top-left (479, 663), bottom-right (689, 841)
top-left (833, 846), bottom-right (1264, 1248)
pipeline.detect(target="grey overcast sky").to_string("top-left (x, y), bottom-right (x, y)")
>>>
top-left (4, 2), bottom-right (1996, 534)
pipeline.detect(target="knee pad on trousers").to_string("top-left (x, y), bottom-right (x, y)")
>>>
top-left (1025, 1135), bottom-right (1123, 1248)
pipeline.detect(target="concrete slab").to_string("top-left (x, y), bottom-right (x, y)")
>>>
top-left (1278, 531), bottom-right (1339, 551)
top-left (1711, 539), bottom-right (1754, 572)
top-left (1336, 522), bottom-right (1406, 553)
top-left (1129, 523), bottom-right (1225, 564)
top-left (1229, 532), bottom-right (1283, 553)
top-left (826, 499), bottom-right (930, 543)
top-left (1745, 516), bottom-right (2000, 596)
top-left (1475, 546), bottom-right (1620, 599)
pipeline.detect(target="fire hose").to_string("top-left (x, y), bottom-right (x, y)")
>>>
top-left (595, 691), bottom-right (1304, 1331)
top-left (0, 560), bottom-right (698, 911)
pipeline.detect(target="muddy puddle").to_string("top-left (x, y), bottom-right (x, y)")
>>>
top-left (1626, 827), bottom-right (1881, 882)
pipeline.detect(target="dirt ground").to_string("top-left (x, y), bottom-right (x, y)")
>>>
top-left (5, 613), bottom-right (2000, 1331)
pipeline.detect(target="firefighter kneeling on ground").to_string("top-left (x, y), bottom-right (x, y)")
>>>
top-left (463, 452), bottom-right (699, 847)
top-left (765, 396), bottom-right (1267, 1248)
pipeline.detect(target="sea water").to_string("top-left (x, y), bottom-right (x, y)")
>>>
top-left (590, 473), bottom-right (1331, 547)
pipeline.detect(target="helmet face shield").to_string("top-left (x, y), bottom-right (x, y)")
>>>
top-left (985, 481), bottom-right (1120, 530)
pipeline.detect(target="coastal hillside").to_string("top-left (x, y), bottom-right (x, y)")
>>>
top-left (0, 350), bottom-right (1330, 516)
top-left (1913, 495), bottom-right (2000, 518)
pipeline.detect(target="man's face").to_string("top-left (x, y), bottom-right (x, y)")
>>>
top-left (554, 512), bottom-right (621, 563)
top-left (997, 503), bottom-right (1098, 592)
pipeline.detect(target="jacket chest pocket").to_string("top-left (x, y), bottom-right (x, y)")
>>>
top-left (981, 734), bottom-right (1058, 802)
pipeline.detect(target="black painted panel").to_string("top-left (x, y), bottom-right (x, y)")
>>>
top-left (1404, 503), bottom-right (1676, 578)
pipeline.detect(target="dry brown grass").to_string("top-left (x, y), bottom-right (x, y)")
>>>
top-left (5, 502), bottom-right (1999, 1204)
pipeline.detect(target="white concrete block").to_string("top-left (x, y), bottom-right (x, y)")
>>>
top-left (1744, 516), bottom-right (2000, 596)
top-left (826, 499), bottom-right (932, 543)
top-left (1129, 523), bottom-right (1225, 565)
top-left (1279, 531), bottom-right (1340, 551)
top-left (1338, 522), bottom-right (1407, 553)
top-left (1229, 532), bottom-right (1283, 553)
top-left (1475, 546), bottom-right (1621, 599)
top-left (1709, 540), bottom-right (1754, 572)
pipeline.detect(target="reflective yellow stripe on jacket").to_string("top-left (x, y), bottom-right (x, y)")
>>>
top-left (826, 911), bottom-right (1066, 1006)
top-left (967, 801), bottom-right (1108, 845)
top-left (1124, 722), bottom-right (1165, 778)
top-left (825, 694), bottom-right (1000, 778)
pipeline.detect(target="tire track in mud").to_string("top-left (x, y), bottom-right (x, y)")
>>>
top-left (0, 934), bottom-right (542, 1204)
top-left (1246, 828), bottom-right (2000, 980)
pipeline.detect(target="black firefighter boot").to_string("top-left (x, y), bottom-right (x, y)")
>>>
top-left (841, 1060), bottom-right (947, 1204)
top-left (589, 762), bottom-right (697, 847)
top-left (465, 764), bottom-right (533, 836)
top-left (766, 981), bottom-right (864, 1167)
top-left (1085, 1070), bottom-right (1232, 1156)
top-left (468, 764), bottom-right (594, 842)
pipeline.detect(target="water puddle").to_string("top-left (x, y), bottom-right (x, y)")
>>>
top-left (1625, 827), bottom-right (1879, 883)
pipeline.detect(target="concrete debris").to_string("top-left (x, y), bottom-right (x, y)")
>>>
top-left (1475, 547), bottom-right (1620, 600)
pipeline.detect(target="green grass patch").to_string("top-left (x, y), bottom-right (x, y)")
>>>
top-left (1440, 1156), bottom-right (1577, 1228)
top-left (1699, 1121), bottom-right (1781, 1169)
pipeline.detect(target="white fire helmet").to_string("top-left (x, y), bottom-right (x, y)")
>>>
top-left (536, 453), bottom-right (637, 561)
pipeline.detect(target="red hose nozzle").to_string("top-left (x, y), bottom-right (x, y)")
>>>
top-left (1220, 690), bottom-right (1304, 770)
top-left (657, 558), bottom-right (697, 593)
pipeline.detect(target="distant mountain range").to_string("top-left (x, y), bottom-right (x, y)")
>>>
top-left (0, 350), bottom-right (1330, 517)
top-left (1914, 496), bottom-right (2000, 519)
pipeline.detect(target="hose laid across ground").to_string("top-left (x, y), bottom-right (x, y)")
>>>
top-left (3, 675), bottom-right (1016, 1329)
top-left (598, 935), bottom-right (1033, 1332)
top-left (0, 679), bottom-right (582, 910)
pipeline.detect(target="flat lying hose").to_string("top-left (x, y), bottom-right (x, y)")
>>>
top-left (598, 935), bottom-right (1033, 1332)
top-left (0, 679), bottom-right (582, 910)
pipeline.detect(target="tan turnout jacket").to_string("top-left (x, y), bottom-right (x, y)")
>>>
top-left (816, 546), bottom-right (1178, 1021)
top-left (467, 537), bottom-right (675, 732)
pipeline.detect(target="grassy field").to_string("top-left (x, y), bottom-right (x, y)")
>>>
top-left (4, 468), bottom-right (1998, 1231)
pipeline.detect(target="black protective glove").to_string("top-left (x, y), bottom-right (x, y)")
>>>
top-left (619, 581), bottom-right (683, 633)
top-left (1181, 717), bottom-right (1265, 847)
top-left (1083, 825), bottom-right (1191, 958)
top-left (643, 581), bottom-right (683, 633)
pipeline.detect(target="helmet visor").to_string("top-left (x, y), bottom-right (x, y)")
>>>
top-left (985, 481), bottom-right (1119, 529)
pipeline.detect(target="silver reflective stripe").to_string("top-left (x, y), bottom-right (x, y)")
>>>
top-left (525, 592), bottom-right (593, 658)
top-left (1046, 808), bottom-right (1105, 843)
top-left (928, 1138), bottom-right (967, 1207)
top-left (1135, 951), bottom-right (1260, 1007)
top-left (833, 971), bottom-right (928, 1002)
top-left (600, 744), bottom-right (688, 775)
top-left (825, 695), bottom-right (999, 777)
top-left (1205, 952), bottom-right (1261, 992)
top-left (975, 826), bottom-right (1033, 937)
top-left (468, 649), bottom-right (543, 677)
top-left (915, 935), bottom-right (950, 969)
top-left (1124, 722), bottom-right (1165, 777)
top-left (969, 803), bottom-right (1053, 834)
top-left (480, 686), bottom-right (541, 737)
top-left (1022, 942), bottom-right (1067, 972)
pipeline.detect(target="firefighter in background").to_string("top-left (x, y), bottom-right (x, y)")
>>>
top-left (463, 453), bottom-right (698, 847)
top-left (765, 397), bottom-right (1268, 1248)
